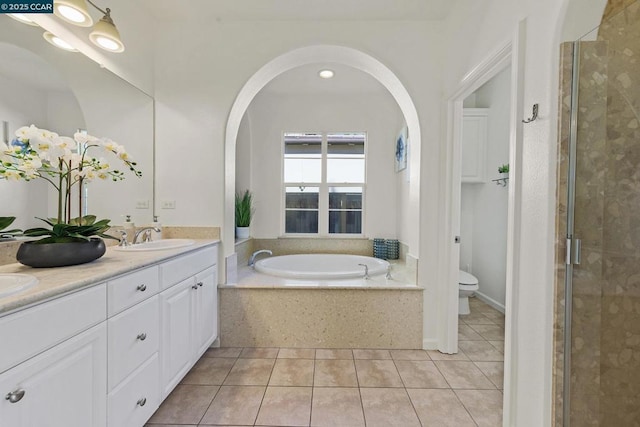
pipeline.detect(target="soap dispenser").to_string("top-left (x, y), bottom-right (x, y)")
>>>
top-left (151, 215), bottom-right (163, 240)
top-left (123, 215), bottom-right (135, 243)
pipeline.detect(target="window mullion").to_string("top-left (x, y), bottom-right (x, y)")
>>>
top-left (319, 133), bottom-right (329, 235)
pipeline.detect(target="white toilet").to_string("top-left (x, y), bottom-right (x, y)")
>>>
top-left (458, 270), bottom-right (479, 315)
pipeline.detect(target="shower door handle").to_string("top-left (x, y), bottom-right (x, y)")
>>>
top-left (566, 238), bottom-right (581, 265)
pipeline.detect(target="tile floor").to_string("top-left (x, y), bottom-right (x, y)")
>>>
top-left (147, 297), bottom-right (504, 427)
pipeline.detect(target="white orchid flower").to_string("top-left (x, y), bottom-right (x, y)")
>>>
top-left (2, 170), bottom-right (22, 180)
top-left (101, 138), bottom-right (120, 152)
top-left (14, 124), bottom-right (39, 141)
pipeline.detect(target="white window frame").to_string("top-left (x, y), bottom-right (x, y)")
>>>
top-left (282, 131), bottom-right (367, 237)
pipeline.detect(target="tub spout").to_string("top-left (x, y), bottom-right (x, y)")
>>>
top-left (358, 263), bottom-right (370, 279)
top-left (249, 249), bottom-right (273, 267)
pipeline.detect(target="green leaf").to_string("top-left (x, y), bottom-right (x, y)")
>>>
top-left (0, 217), bottom-right (16, 231)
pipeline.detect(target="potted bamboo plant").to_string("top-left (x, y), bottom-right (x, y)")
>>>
top-left (235, 189), bottom-right (254, 239)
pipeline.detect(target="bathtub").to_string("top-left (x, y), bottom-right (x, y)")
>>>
top-left (254, 253), bottom-right (389, 280)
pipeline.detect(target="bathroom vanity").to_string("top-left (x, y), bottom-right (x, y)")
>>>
top-left (0, 240), bottom-right (219, 427)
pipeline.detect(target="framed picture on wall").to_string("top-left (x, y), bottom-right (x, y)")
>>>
top-left (395, 125), bottom-right (408, 172)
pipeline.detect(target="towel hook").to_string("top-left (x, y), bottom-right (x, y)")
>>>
top-left (522, 104), bottom-right (539, 123)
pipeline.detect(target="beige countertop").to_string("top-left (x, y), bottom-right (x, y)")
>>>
top-left (0, 239), bottom-right (219, 316)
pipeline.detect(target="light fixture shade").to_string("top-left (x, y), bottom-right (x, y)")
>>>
top-left (43, 31), bottom-right (78, 52)
top-left (89, 11), bottom-right (124, 53)
top-left (318, 69), bottom-right (335, 79)
top-left (8, 14), bottom-right (40, 26)
top-left (54, 0), bottom-right (93, 27)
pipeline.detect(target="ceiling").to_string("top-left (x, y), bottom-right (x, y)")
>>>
top-left (141, 0), bottom-right (458, 22)
top-left (260, 63), bottom-right (390, 96)
top-left (0, 42), bottom-right (69, 92)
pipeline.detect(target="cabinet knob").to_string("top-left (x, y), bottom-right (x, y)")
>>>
top-left (137, 397), bottom-right (147, 407)
top-left (197, 282), bottom-right (203, 287)
top-left (137, 333), bottom-right (147, 341)
top-left (137, 284), bottom-right (147, 292)
top-left (192, 284), bottom-right (199, 290)
top-left (5, 389), bottom-right (25, 403)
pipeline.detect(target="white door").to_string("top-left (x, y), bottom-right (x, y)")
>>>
top-left (0, 323), bottom-right (107, 427)
top-left (160, 277), bottom-right (194, 398)
top-left (193, 266), bottom-right (218, 359)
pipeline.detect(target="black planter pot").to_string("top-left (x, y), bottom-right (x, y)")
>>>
top-left (16, 238), bottom-right (106, 268)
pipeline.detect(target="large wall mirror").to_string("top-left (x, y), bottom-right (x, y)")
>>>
top-left (0, 16), bottom-right (154, 231)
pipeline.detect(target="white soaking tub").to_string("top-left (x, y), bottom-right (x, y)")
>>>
top-left (253, 253), bottom-right (389, 280)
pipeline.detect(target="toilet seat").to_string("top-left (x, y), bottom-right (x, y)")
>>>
top-left (459, 270), bottom-right (479, 285)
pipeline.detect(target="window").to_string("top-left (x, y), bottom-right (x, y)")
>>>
top-left (284, 132), bottom-right (365, 235)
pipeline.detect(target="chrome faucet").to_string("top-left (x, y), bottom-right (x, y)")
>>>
top-left (249, 249), bottom-right (272, 267)
top-left (358, 263), bottom-right (370, 279)
top-left (133, 227), bottom-right (161, 244)
top-left (385, 264), bottom-right (393, 280)
top-left (117, 230), bottom-right (130, 247)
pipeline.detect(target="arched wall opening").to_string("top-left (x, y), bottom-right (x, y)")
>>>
top-left (222, 45), bottom-right (423, 277)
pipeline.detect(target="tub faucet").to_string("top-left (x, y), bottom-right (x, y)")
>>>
top-left (358, 263), bottom-right (370, 279)
top-left (249, 249), bottom-right (272, 267)
top-left (385, 265), bottom-right (393, 280)
top-left (133, 227), bottom-right (161, 244)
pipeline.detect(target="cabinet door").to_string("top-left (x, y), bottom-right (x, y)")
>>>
top-left (193, 265), bottom-right (218, 359)
top-left (461, 109), bottom-right (488, 183)
top-left (0, 323), bottom-right (107, 427)
top-left (160, 277), bottom-right (195, 399)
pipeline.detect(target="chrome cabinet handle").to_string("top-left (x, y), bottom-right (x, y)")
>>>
top-left (192, 284), bottom-right (199, 290)
top-left (5, 389), bottom-right (25, 403)
top-left (137, 284), bottom-right (147, 292)
top-left (137, 397), bottom-right (147, 407)
top-left (197, 282), bottom-right (203, 287)
top-left (137, 333), bottom-right (147, 341)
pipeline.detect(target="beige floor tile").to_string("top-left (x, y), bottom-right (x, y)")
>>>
top-left (278, 348), bottom-right (316, 359)
top-left (316, 349), bottom-right (353, 359)
top-left (311, 387), bottom-right (365, 427)
top-left (456, 389), bottom-right (504, 427)
top-left (360, 388), bottom-right (421, 427)
top-left (200, 385), bottom-right (265, 425)
top-left (395, 360), bottom-right (449, 388)
top-left (223, 358), bottom-right (275, 385)
top-left (145, 424), bottom-right (196, 427)
top-left (458, 325), bottom-right (484, 341)
top-left (353, 349), bottom-right (392, 359)
top-left (180, 357), bottom-right (236, 385)
top-left (407, 389), bottom-right (476, 427)
top-left (255, 386), bottom-right (312, 426)
top-left (355, 360), bottom-right (404, 387)
top-left (488, 340), bottom-right (505, 353)
top-left (314, 359), bottom-right (358, 387)
top-left (481, 310), bottom-right (505, 321)
top-left (469, 324), bottom-right (505, 341)
top-left (459, 312), bottom-right (496, 325)
top-left (434, 361), bottom-right (495, 389)
top-left (147, 385), bottom-right (219, 425)
top-left (203, 347), bottom-right (242, 358)
top-left (269, 359), bottom-right (314, 386)
top-left (390, 349), bottom-right (430, 360)
top-left (474, 361), bottom-right (504, 389)
top-left (459, 341), bottom-right (504, 362)
top-left (427, 349), bottom-right (470, 361)
top-left (240, 347), bottom-right (279, 358)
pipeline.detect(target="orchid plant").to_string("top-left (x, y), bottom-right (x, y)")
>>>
top-left (0, 125), bottom-right (141, 243)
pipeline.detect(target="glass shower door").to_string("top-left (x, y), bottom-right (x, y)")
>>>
top-left (563, 2), bottom-right (640, 425)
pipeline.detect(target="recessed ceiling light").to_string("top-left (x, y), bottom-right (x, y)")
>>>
top-left (318, 69), bottom-right (335, 79)
top-left (43, 31), bottom-right (78, 52)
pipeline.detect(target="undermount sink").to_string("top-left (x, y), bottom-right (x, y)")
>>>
top-left (0, 274), bottom-right (38, 298)
top-left (114, 239), bottom-right (195, 252)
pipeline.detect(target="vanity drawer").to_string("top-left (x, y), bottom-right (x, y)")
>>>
top-left (108, 353), bottom-right (159, 427)
top-left (0, 284), bottom-right (106, 374)
top-left (160, 246), bottom-right (217, 290)
top-left (108, 295), bottom-right (159, 390)
top-left (107, 266), bottom-right (159, 317)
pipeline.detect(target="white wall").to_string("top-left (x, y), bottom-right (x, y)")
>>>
top-left (460, 67), bottom-right (511, 309)
top-left (239, 90), bottom-right (403, 240)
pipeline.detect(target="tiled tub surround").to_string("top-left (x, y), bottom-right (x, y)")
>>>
top-left (553, 1), bottom-right (640, 425)
top-left (219, 264), bottom-right (422, 348)
top-left (147, 298), bottom-right (504, 427)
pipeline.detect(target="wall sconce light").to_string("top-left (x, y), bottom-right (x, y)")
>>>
top-left (8, 14), bottom-right (40, 26)
top-left (43, 31), bottom-right (79, 52)
top-left (52, 0), bottom-right (125, 52)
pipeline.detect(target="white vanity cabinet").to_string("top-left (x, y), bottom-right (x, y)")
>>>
top-left (159, 247), bottom-right (218, 398)
top-left (0, 242), bottom-right (219, 427)
top-left (0, 285), bottom-right (108, 427)
top-left (462, 108), bottom-right (489, 183)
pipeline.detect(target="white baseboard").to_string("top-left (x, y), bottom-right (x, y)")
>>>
top-left (422, 338), bottom-right (438, 350)
top-left (474, 292), bottom-right (505, 313)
